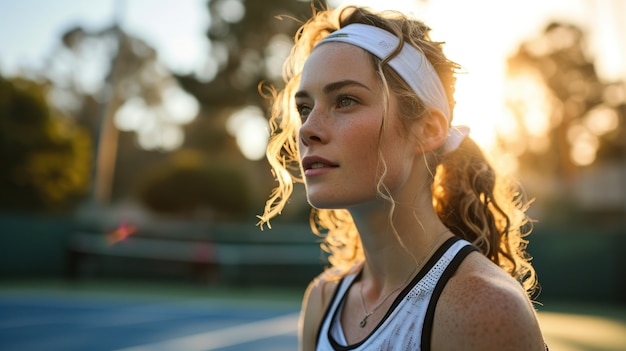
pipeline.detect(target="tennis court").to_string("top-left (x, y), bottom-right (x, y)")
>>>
top-left (0, 281), bottom-right (301, 351)
top-left (1, 280), bottom-right (625, 351)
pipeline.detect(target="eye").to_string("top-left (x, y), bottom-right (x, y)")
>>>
top-left (336, 95), bottom-right (358, 109)
top-left (296, 103), bottom-right (312, 120)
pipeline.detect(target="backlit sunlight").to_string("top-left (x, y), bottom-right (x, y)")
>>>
top-left (502, 70), bottom-right (553, 156)
top-left (328, 0), bottom-right (550, 171)
top-left (325, 0), bottom-right (625, 173)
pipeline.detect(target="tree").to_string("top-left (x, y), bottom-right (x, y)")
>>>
top-left (0, 76), bottom-right (92, 211)
top-left (137, 150), bottom-right (251, 219)
top-left (177, 0), bottom-right (318, 110)
top-left (501, 22), bottom-right (626, 227)
top-left (503, 22), bottom-right (625, 180)
top-left (53, 25), bottom-right (200, 205)
top-left (173, 0), bottom-right (321, 219)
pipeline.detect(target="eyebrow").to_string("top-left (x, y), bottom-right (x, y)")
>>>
top-left (295, 79), bottom-right (371, 99)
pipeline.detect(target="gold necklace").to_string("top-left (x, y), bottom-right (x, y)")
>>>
top-left (358, 229), bottom-right (450, 328)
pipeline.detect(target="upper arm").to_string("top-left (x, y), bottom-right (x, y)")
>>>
top-left (299, 274), bottom-right (338, 351)
top-left (432, 254), bottom-right (545, 351)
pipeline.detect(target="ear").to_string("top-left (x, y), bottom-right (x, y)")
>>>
top-left (411, 108), bottom-right (448, 154)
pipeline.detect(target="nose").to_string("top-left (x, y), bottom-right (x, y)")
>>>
top-left (299, 108), bottom-right (327, 147)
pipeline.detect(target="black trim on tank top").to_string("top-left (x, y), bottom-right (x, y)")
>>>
top-left (326, 236), bottom-right (464, 350)
top-left (315, 275), bottom-right (349, 345)
top-left (420, 244), bottom-right (478, 350)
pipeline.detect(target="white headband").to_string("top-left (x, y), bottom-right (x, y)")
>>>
top-left (316, 23), bottom-right (469, 153)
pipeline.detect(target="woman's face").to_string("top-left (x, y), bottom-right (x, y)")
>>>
top-left (296, 42), bottom-right (417, 209)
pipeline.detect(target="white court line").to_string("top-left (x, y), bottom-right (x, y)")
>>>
top-left (114, 312), bottom-right (299, 351)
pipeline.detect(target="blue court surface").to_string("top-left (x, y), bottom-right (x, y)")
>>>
top-left (0, 281), bottom-right (302, 351)
top-left (2, 280), bottom-right (626, 351)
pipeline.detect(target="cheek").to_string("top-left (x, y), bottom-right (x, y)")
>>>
top-left (378, 132), bottom-right (415, 187)
top-left (349, 123), bottom-right (381, 164)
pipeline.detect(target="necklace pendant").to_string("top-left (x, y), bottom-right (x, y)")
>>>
top-left (359, 312), bottom-right (372, 328)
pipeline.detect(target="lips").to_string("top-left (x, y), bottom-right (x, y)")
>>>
top-left (302, 156), bottom-right (339, 172)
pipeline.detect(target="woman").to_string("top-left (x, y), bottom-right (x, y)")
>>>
top-left (258, 5), bottom-right (546, 350)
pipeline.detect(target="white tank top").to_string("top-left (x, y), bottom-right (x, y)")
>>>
top-left (316, 237), bottom-right (476, 351)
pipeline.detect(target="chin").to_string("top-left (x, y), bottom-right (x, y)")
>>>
top-left (306, 194), bottom-right (342, 210)
top-left (306, 193), bottom-right (374, 211)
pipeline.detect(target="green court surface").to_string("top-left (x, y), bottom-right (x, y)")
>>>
top-left (1, 280), bottom-right (625, 351)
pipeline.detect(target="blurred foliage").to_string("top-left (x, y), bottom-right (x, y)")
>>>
top-left (504, 22), bottom-right (626, 177)
top-left (48, 24), bottom-right (228, 212)
top-left (137, 150), bottom-right (251, 219)
top-left (0, 76), bottom-right (92, 211)
top-left (57, 24), bottom-right (170, 111)
top-left (177, 0), bottom-right (319, 109)
top-left (171, 0), bottom-right (323, 219)
top-left (503, 22), bottom-right (626, 229)
top-left (57, 25), bottom-right (197, 151)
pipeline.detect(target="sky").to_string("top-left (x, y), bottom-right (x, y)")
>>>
top-left (1, 0), bottom-right (624, 158)
top-left (2, 1), bottom-right (623, 78)
top-left (0, 0), bottom-right (209, 76)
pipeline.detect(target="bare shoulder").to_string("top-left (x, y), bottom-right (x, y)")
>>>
top-left (432, 251), bottom-right (545, 351)
top-left (299, 269), bottom-right (342, 351)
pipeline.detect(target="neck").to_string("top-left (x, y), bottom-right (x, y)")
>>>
top-left (349, 200), bottom-right (451, 291)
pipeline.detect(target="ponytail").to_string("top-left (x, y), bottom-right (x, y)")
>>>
top-left (433, 138), bottom-right (537, 294)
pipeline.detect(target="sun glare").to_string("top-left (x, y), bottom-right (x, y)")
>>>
top-left (451, 69), bottom-right (502, 150)
top-left (329, 0), bottom-right (513, 154)
top-left (226, 105), bottom-right (270, 161)
top-left (229, 0), bottom-right (622, 170)
top-left (114, 84), bottom-right (198, 151)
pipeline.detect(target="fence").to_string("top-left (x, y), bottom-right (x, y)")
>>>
top-left (1, 213), bottom-right (624, 303)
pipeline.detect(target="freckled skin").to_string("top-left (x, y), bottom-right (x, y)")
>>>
top-left (297, 43), bottom-right (416, 210)
top-left (432, 252), bottom-right (545, 350)
top-left (301, 253), bottom-right (545, 351)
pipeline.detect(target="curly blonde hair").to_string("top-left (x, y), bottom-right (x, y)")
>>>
top-left (258, 6), bottom-right (537, 295)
